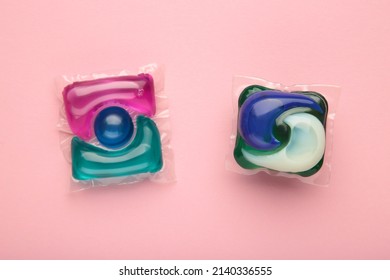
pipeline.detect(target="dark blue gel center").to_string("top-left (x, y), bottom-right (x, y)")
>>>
top-left (94, 106), bottom-right (133, 149)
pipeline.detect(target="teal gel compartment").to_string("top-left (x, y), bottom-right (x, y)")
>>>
top-left (71, 115), bottom-right (163, 180)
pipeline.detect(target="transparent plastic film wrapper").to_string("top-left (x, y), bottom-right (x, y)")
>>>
top-left (57, 64), bottom-right (175, 189)
top-left (226, 76), bottom-right (340, 186)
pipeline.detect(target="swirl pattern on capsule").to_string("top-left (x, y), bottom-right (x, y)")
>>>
top-left (234, 86), bottom-right (328, 177)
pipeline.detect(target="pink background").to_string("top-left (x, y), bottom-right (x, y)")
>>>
top-left (0, 0), bottom-right (389, 259)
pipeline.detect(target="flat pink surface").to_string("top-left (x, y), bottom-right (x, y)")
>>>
top-left (0, 0), bottom-right (389, 259)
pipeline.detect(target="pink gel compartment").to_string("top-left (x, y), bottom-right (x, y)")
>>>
top-left (63, 74), bottom-right (156, 140)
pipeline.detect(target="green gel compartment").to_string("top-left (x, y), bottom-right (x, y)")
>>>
top-left (72, 115), bottom-right (163, 180)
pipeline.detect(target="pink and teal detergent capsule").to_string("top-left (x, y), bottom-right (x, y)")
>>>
top-left (62, 74), bottom-right (163, 180)
top-left (234, 85), bottom-right (328, 177)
